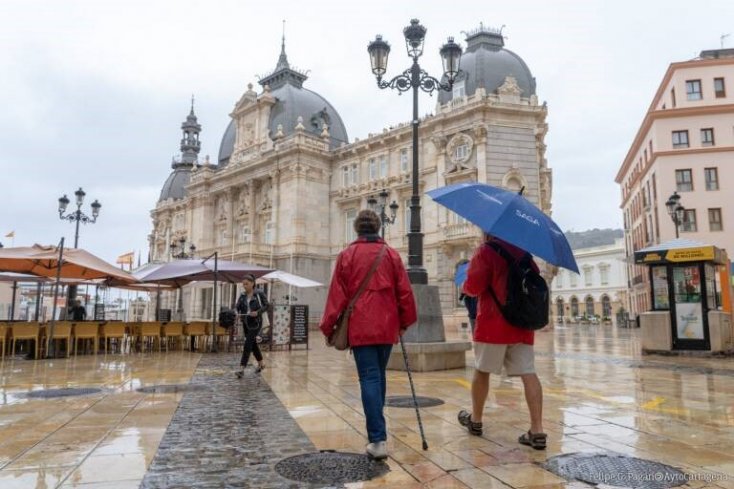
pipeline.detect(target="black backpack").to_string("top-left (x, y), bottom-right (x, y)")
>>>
top-left (486, 242), bottom-right (549, 330)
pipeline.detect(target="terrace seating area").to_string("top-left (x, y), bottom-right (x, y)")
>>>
top-left (0, 320), bottom-right (233, 359)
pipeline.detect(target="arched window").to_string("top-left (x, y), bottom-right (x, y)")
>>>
top-left (602, 295), bottom-right (612, 317)
top-left (570, 297), bottom-right (579, 317)
top-left (585, 296), bottom-right (595, 316)
top-left (556, 297), bottom-right (564, 318)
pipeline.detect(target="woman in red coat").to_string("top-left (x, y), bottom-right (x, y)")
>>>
top-left (320, 210), bottom-right (417, 460)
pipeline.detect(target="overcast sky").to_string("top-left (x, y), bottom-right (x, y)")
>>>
top-left (1, 0), bottom-right (733, 264)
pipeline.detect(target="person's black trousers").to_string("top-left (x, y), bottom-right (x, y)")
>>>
top-left (240, 328), bottom-right (263, 367)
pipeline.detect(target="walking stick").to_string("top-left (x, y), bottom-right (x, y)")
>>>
top-left (399, 335), bottom-right (428, 450)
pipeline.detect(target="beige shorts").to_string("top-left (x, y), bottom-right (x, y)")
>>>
top-left (474, 342), bottom-right (535, 376)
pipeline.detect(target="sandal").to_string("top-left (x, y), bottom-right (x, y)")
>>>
top-left (518, 430), bottom-right (547, 450)
top-left (458, 410), bottom-right (483, 436)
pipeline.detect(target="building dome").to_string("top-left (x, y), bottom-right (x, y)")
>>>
top-left (218, 43), bottom-right (348, 166)
top-left (159, 167), bottom-right (192, 202)
top-left (438, 26), bottom-right (536, 105)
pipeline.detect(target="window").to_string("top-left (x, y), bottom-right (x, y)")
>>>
top-left (701, 128), bottom-right (715, 146)
top-left (583, 266), bottom-right (593, 286)
top-left (200, 288), bottom-right (213, 319)
top-left (709, 208), bottom-right (723, 231)
top-left (379, 155), bottom-right (388, 178)
top-left (671, 88), bottom-right (676, 107)
top-left (681, 209), bottom-right (697, 232)
top-left (454, 143), bottom-right (469, 162)
top-left (675, 169), bottom-right (693, 191)
top-left (686, 79), bottom-right (702, 100)
top-left (368, 158), bottom-right (377, 180)
top-left (705, 167), bottom-right (719, 190)
top-left (585, 296), bottom-right (595, 316)
top-left (570, 297), bottom-right (579, 317)
top-left (569, 273), bottom-right (578, 288)
top-left (599, 265), bottom-right (610, 285)
top-left (453, 80), bottom-right (465, 99)
top-left (400, 149), bottom-right (409, 173)
top-left (241, 226), bottom-right (251, 243)
top-left (672, 130), bottom-right (689, 148)
top-left (342, 166), bottom-right (349, 187)
top-left (556, 271), bottom-right (564, 288)
top-left (345, 209), bottom-right (357, 243)
top-left (350, 164), bottom-right (359, 185)
top-left (556, 298), bottom-right (564, 318)
top-left (264, 221), bottom-right (274, 245)
top-left (714, 77), bottom-right (726, 98)
top-left (450, 210), bottom-right (467, 225)
top-left (601, 295), bottom-right (612, 317)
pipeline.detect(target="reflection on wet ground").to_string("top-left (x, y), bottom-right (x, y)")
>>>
top-left (0, 325), bottom-right (733, 488)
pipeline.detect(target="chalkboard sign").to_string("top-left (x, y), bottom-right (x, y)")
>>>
top-left (289, 305), bottom-right (309, 346)
top-left (156, 308), bottom-right (171, 322)
top-left (94, 304), bottom-right (105, 321)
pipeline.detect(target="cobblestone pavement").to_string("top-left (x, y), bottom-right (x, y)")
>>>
top-left (140, 354), bottom-right (328, 489)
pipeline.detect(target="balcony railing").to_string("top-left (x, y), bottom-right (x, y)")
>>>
top-left (443, 222), bottom-right (475, 239)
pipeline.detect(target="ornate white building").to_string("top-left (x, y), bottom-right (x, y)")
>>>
top-left (149, 26), bottom-right (554, 323)
top-left (550, 238), bottom-right (628, 324)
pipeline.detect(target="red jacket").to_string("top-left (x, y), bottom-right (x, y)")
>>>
top-left (463, 239), bottom-right (535, 345)
top-left (320, 236), bottom-right (417, 346)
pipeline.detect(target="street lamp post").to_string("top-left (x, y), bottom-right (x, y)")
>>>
top-left (665, 191), bottom-right (686, 239)
top-left (169, 237), bottom-right (197, 260)
top-left (58, 187), bottom-right (101, 308)
top-left (368, 189), bottom-right (399, 239)
top-left (368, 19), bottom-right (462, 284)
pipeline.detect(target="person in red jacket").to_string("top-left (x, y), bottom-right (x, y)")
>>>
top-left (457, 234), bottom-right (547, 450)
top-left (320, 210), bottom-right (417, 460)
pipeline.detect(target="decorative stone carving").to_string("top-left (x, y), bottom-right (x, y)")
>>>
top-left (321, 124), bottom-right (330, 138)
top-left (431, 135), bottom-right (448, 153)
top-left (259, 180), bottom-right (273, 211)
top-left (446, 133), bottom-right (474, 171)
top-left (237, 186), bottom-right (250, 217)
top-left (275, 124), bottom-right (285, 139)
top-left (497, 75), bottom-right (522, 97)
top-left (295, 116), bottom-right (305, 131)
top-left (216, 196), bottom-right (228, 222)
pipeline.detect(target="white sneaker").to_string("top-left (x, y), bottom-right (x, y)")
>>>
top-left (366, 441), bottom-right (387, 460)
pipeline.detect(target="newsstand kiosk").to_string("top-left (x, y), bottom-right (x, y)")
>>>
top-left (635, 239), bottom-right (732, 353)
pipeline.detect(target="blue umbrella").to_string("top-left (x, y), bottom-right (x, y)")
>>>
top-left (454, 262), bottom-right (468, 286)
top-left (427, 183), bottom-right (579, 273)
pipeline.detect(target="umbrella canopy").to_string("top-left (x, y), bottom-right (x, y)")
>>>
top-left (137, 258), bottom-right (273, 286)
top-left (260, 270), bottom-right (323, 288)
top-left (427, 183), bottom-right (579, 273)
top-left (0, 272), bottom-right (51, 283)
top-left (0, 244), bottom-right (138, 283)
top-left (454, 262), bottom-right (469, 287)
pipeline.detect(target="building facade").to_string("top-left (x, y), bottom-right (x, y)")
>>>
top-left (149, 26), bottom-right (554, 323)
top-left (615, 49), bottom-right (734, 319)
top-left (550, 238), bottom-right (628, 324)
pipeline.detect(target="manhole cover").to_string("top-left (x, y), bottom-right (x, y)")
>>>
top-left (136, 384), bottom-right (208, 394)
top-left (26, 388), bottom-right (103, 399)
top-left (385, 396), bottom-right (444, 408)
top-left (545, 452), bottom-right (687, 489)
top-left (275, 452), bottom-right (389, 484)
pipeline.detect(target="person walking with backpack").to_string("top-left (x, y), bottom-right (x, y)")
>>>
top-left (457, 233), bottom-right (548, 450)
top-left (235, 274), bottom-right (268, 377)
top-left (320, 209), bottom-right (417, 460)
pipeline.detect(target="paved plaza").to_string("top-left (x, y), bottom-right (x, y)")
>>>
top-left (1, 325), bottom-right (734, 488)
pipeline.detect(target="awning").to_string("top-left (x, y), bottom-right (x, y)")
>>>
top-left (634, 238), bottom-right (727, 265)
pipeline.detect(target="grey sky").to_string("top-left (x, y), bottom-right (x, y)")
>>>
top-left (1, 0), bottom-right (733, 264)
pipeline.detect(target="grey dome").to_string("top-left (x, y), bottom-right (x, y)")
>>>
top-left (159, 168), bottom-right (192, 202)
top-left (218, 44), bottom-right (348, 167)
top-left (438, 27), bottom-right (536, 105)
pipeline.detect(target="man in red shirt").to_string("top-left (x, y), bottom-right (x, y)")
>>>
top-left (458, 234), bottom-right (547, 450)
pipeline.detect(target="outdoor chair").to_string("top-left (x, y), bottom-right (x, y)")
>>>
top-left (162, 322), bottom-right (185, 351)
top-left (101, 322), bottom-right (127, 353)
top-left (184, 322), bottom-right (207, 351)
top-left (205, 323), bottom-right (229, 351)
top-left (10, 322), bottom-right (42, 359)
top-left (46, 321), bottom-right (73, 358)
top-left (138, 322), bottom-right (163, 353)
top-left (0, 323), bottom-right (7, 361)
top-left (72, 322), bottom-right (100, 355)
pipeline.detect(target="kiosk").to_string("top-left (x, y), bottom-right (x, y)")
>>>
top-left (635, 239), bottom-right (732, 353)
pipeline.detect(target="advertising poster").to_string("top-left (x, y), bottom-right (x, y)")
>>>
top-left (652, 267), bottom-right (669, 309)
top-left (675, 302), bottom-right (704, 340)
top-left (271, 304), bottom-right (291, 345)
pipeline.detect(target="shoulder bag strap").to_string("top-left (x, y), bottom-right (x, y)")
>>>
top-left (486, 241), bottom-right (512, 308)
top-left (345, 245), bottom-right (387, 314)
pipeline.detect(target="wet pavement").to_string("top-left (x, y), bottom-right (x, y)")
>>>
top-left (0, 325), bottom-right (733, 488)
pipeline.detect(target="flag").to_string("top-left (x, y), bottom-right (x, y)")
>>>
top-left (4, 231), bottom-right (14, 238)
top-left (116, 251), bottom-right (134, 266)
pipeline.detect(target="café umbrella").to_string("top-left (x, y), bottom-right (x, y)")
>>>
top-left (427, 182), bottom-right (579, 273)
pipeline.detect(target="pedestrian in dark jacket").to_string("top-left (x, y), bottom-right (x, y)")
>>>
top-left (235, 274), bottom-right (268, 377)
top-left (70, 300), bottom-right (87, 321)
top-left (320, 209), bottom-right (417, 460)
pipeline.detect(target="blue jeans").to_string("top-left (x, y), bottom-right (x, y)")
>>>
top-left (352, 344), bottom-right (393, 443)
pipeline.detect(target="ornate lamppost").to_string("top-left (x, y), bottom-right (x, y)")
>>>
top-left (58, 187), bottom-right (101, 307)
top-left (368, 189), bottom-right (399, 240)
top-left (367, 19), bottom-right (462, 284)
top-left (170, 237), bottom-right (196, 259)
top-left (665, 191), bottom-right (686, 239)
